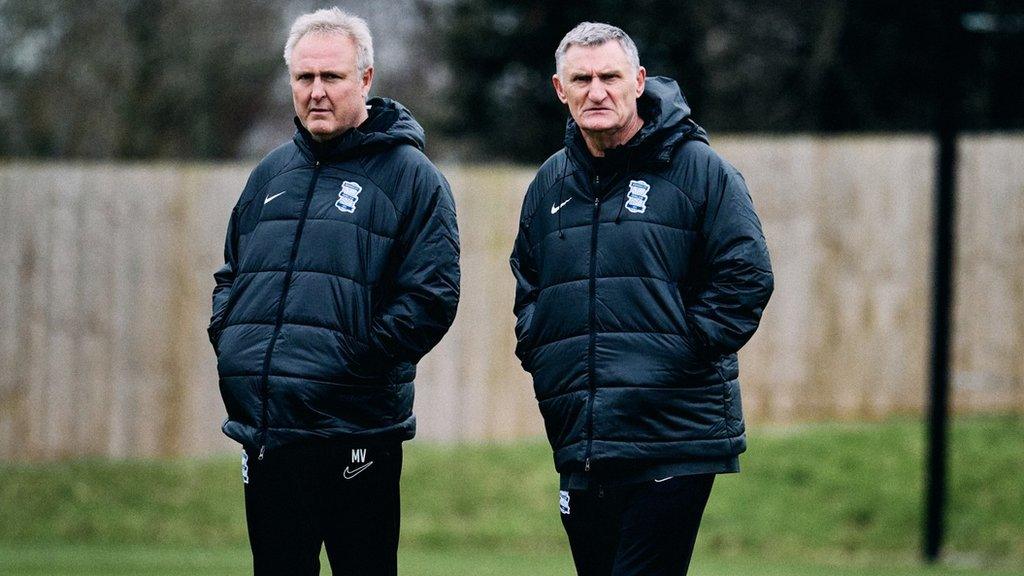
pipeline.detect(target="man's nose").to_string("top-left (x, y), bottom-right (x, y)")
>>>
top-left (311, 76), bottom-right (326, 99)
top-left (587, 79), bottom-right (607, 101)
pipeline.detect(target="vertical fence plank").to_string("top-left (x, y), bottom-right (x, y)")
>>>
top-left (0, 168), bottom-right (22, 458)
top-left (24, 168), bottom-right (56, 458)
top-left (107, 172), bottom-right (135, 458)
top-left (78, 167), bottom-right (117, 455)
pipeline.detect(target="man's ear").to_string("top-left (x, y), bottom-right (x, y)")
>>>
top-left (362, 66), bottom-right (375, 98)
top-left (552, 74), bottom-right (568, 104)
top-left (635, 66), bottom-right (646, 98)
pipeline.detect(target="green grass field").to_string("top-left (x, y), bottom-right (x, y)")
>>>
top-left (3, 545), bottom-right (1022, 576)
top-left (1, 415), bottom-right (1021, 575)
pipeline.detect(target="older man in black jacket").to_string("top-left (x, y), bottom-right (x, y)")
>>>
top-left (208, 7), bottom-right (459, 576)
top-left (510, 22), bottom-right (772, 576)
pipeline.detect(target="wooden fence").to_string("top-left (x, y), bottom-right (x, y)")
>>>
top-left (1, 135), bottom-right (1021, 459)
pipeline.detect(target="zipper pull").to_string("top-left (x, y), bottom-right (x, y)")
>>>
top-left (258, 445), bottom-right (266, 461)
top-left (584, 458), bottom-right (591, 472)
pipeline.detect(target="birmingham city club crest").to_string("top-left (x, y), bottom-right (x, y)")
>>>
top-left (336, 181), bottom-right (362, 213)
top-left (625, 180), bottom-right (650, 214)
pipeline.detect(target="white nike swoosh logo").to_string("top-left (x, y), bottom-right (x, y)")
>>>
top-left (551, 198), bottom-right (572, 214)
top-left (342, 461), bottom-right (374, 480)
top-left (654, 476), bottom-right (674, 483)
top-left (264, 191), bottom-right (287, 204)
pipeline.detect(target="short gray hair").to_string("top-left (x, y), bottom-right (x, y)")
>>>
top-left (555, 22), bottom-right (640, 76)
top-left (283, 7), bottom-right (374, 73)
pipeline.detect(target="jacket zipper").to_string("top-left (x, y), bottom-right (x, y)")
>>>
top-left (256, 160), bottom-right (322, 460)
top-left (584, 174), bottom-right (601, 472)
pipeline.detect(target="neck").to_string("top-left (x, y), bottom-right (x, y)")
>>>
top-left (581, 114), bottom-right (644, 157)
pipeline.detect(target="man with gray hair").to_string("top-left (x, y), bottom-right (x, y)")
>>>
top-left (511, 22), bottom-right (772, 575)
top-left (209, 7), bottom-right (460, 575)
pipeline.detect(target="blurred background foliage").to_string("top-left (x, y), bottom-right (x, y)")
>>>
top-left (1, 0), bottom-right (1022, 162)
top-left (432, 0), bottom-right (1024, 161)
top-left (0, 0), bottom-right (283, 159)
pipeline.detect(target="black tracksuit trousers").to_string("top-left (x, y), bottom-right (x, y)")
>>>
top-left (560, 474), bottom-right (715, 576)
top-left (241, 441), bottom-right (402, 576)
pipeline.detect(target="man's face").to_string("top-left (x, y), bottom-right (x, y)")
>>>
top-left (552, 41), bottom-right (646, 138)
top-left (290, 32), bottom-right (373, 141)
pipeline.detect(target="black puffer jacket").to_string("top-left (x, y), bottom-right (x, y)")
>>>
top-left (209, 99), bottom-right (460, 454)
top-left (510, 77), bottom-right (772, 474)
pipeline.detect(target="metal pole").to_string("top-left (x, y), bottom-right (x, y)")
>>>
top-left (925, 2), bottom-right (962, 564)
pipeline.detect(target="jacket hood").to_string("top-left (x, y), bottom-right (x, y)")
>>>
top-left (564, 76), bottom-right (707, 169)
top-left (293, 97), bottom-right (425, 161)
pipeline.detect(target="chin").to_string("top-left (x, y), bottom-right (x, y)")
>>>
top-left (578, 121), bottom-right (620, 133)
top-left (308, 123), bottom-right (338, 137)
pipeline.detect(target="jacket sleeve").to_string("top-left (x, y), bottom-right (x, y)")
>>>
top-left (684, 167), bottom-right (773, 358)
top-left (209, 204), bottom-right (240, 354)
top-left (366, 171), bottom-right (461, 365)
top-left (510, 198), bottom-right (539, 367)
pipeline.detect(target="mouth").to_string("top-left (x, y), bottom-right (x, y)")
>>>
top-left (309, 108), bottom-right (332, 115)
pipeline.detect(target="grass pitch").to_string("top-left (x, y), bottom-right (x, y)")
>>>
top-left (0, 415), bottom-right (1021, 575)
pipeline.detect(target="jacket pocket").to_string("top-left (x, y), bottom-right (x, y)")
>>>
top-left (678, 311), bottom-right (706, 363)
top-left (537, 391), bottom-right (587, 451)
top-left (514, 305), bottom-right (538, 369)
top-left (208, 313), bottom-right (229, 356)
top-left (337, 331), bottom-right (389, 383)
top-left (207, 322), bottom-right (223, 355)
top-left (210, 284), bottom-right (245, 354)
top-left (670, 284), bottom-right (705, 365)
